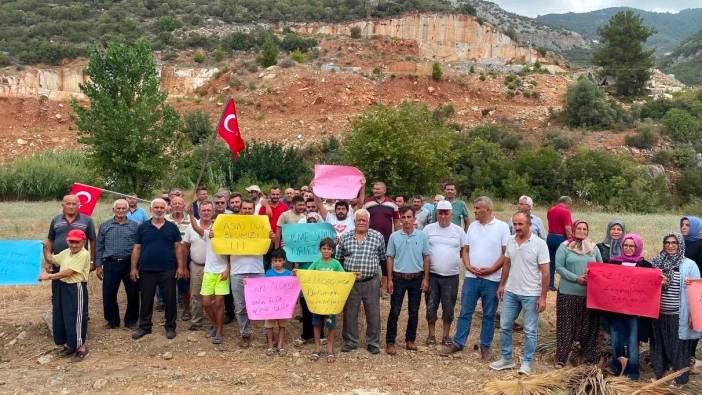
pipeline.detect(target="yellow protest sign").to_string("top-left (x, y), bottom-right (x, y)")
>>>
top-left (296, 269), bottom-right (356, 315)
top-left (211, 214), bottom-right (271, 255)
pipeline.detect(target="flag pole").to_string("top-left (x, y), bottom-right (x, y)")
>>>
top-left (73, 183), bottom-right (151, 203)
top-left (191, 96), bottom-right (230, 200)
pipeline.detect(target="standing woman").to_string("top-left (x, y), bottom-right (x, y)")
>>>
top-left (650, 232), bottom-right (700, 388)
top-left (554, 220), bottom-right (603, 368)
top-left (606, 234), bottom-right (652, 380)
top-left (681, 216), bottom-right (702, 364)
top-left (597, 220), bottom-right (625, 263)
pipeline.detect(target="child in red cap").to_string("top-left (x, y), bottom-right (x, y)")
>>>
top-left (40, 229), bottom-right (91, 362)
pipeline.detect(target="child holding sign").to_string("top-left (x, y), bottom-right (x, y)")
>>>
top-left (39, 229), bottom-right (91, 362)
top-left (304, 238), bottom-right (346, 363)
top-left (265, 249), bottom-right (293, 356)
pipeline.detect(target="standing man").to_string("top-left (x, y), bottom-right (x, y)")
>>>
top-left (394, 195), bottom-right (407, 208)
top-left (213, 193), bottom-right (233, 215)
top-left (246, 185), bottom-right (262, 213)
top-left (191, 186), bottom-right (208, 220)
top-left (166, 196), bottom-right (192, 321)
top-left (490, 212), bottom-right (550, 376)
top-left (229, 192), bottom-right (242, 214)
top-left (385, 207), bottom-right (430, 355)
top-left (338, 209), bottom-right (386, 354)
top-left (126, 193), bottom-right (149, 224)
top-left (412, 195), bottom-right (430, 230)
top-left (182, 201), bottom-right (215, 331)
top-left (282, 188), bottom-right (295, 208)
top-left (316, 198), bottom-right (356, 237)
top-left (275, 196), bottom-right (306, 249)
top-left (442, 196), bottom-right (509, 360)
top-left (130, 198), bottom-right (188, 340)
top-left (259, 187), bottom-right (289, 234)
top-left (96, 199), bottom-right (139, 329)
top-left (432, 183), bottom-right (470, 231)
top-left (423, 200), bottom-right (466, 346)
top-left (508, 195), bottom-right (546, 240)
top-left (546, 196), bottom-right (573, 291)
top-left (212, 192), bottom-right (235, 323)
top-left (363, 181), bottom-right (400, 296)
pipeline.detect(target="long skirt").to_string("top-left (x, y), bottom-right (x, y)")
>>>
top-left (651, 313), bottom-right (693, 385)
top-left (556, 292), bottom-right (599, 365)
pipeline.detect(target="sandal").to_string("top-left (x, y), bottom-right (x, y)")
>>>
top-left (554, 362), bottom-right (565, 369)
top-left (327, 352), bottom-right (336, 363)
top-left (425, 336), bottom-right (436, 346)
top-left (278, 348), bottom-right (286, 356)
top-left (310, 351), bottom-right (321, 361)
top-left (442, 336), bottom-right (453, 346)
top-left (59, 345), bottom-right (76, 357)
top-left (266, 347), bottom-right (277, 356)
top-left (71, 348), bottom-right (89, 363)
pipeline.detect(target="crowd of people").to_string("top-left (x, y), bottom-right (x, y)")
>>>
top-left (40, 182), bottom-right (701, 387)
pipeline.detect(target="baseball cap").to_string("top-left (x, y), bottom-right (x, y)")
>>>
top-left (436, 200), bottom-right (452, 211)
top-left (66, 229), bottom-right (86, 241)
top-left (245, 185), bottom-right (261, 193)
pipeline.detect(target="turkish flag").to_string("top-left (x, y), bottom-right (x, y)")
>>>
top-left (69, 183), bottom-right (103, 216)
top-left (216, 97), bottom-right (246, 159)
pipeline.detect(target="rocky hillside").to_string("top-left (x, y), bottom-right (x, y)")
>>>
top-left (662, 29), bottom-right (702, 86)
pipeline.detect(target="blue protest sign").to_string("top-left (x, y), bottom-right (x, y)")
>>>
top-left (282, 223), bottom-right (336, 262)
top-left (0, 240), bottom-right (43, 286)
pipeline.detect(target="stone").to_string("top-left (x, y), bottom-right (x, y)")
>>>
top-left (55, 114), bottom-right (62, 120)
top-left (162, 352), bottom-right (173, 360)
top-left (16, 139), bottom-right (27, 145)
top-left (93, 379), bottom-right (108, 390)
top-left (16, 331), bottom-right (27, 340)
top-left (427, 86), bottom-right (435, 94)
top-left (187, 335), bottom-right (198, 342)
top-left (197, 351), bottom-right (206, 357)
top-left (262, 73), bottom-right (277, 81)
top-left (37, 354), bottom-right (53, 365)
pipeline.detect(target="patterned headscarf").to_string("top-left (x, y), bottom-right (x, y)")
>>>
top-left (681, 216), bottom-right (702, 243)
top-left (650, 232), bottom-right (686, 290)
top-left (601, 219), bottom-right (626, 258)
top-left (564, 219), bottom-right (596, 255)
top-left (609, 233), bottom-right (644, 265)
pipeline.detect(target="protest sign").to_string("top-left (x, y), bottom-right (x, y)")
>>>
top-left (211, 215), bottom-right (271, 255)
top-left (282, 223), bottom-right (336, 262)
top-left (688, 279), bottom-right (702, 331)
top-left (312, 165), bottom-right (364, 199)
top-left (244, 276), bottom-right (301, 320)
top-left (0, 240), bottom-right (43, 286)
top-left (296, 269), bottom-right (356, 314)
top-left (586, 262), bottom-right (662, 318)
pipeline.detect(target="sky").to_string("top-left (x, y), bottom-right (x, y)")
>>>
top-left (490, 1), bottom-right (700, 18)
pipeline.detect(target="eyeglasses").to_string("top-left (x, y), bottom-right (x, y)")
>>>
top-left (215, 201), bottom-right (226, 205)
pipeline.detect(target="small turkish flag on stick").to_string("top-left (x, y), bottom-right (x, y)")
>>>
top-left (69, 183), bottom-right (103, 216)
top-left (216, 97), bottom-right (246, 159)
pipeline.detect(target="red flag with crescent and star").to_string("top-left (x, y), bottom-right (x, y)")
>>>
top-left (216, 97), bottom-right (246, 159)
top-left (69, 183), bottom-right (103, 216)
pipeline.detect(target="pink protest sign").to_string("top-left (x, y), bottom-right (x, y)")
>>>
top-left (586, 262), bottom-right (662, 319)
top-left (244, 276), bottom-right (301, 320)
top-left (313, 165), bottom-right (364, 199)
top-left (688, 279), bottom-right (702, 331)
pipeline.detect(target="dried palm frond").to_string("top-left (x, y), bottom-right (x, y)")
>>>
top-left (569, 365), bottom-right (614, 395)
top-left (605, 375), bottom-right (677, 395)
top-left (482, 368), bottom-right (572, 395)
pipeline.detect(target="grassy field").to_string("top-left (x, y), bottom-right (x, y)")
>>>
top-left (0, 201), bottom-right (685, 258)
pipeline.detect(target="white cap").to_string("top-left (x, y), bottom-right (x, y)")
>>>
top-left (245, 185), bottom-right (261, 193)
top-left (436, 200), bottom-right (452, 210)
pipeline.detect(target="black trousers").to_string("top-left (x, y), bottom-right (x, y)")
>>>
top-left (224, 293), bottom-right (235, 319)
top-left (53, 281), bottom-right (88, 350)
top-left (139, 271), bottom-right (177, 332)
top-left (102, 258), bottom-right (139, 327)
top-left (386, 276), bottom-right (422, 344)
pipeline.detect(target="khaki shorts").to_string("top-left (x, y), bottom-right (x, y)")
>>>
top-left (264, 319), bottom-right (289, 329)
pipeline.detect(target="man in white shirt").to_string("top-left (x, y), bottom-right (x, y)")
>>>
top-left (315, 197), bottom-right (355, 237)
top-left (490, 211), bottom-right (550, 376)
top-left (423, 200), bottom-right (466, 346)
top-left (182, 201), bottom-right (214, 331)
top-left (442, 196), bottom-right (509, 360)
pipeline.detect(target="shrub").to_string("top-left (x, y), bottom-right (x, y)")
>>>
top-left (290, 49), bottom-right (304, 63)
top-left (653, 147), bottom-right (697, 169)
top-left (451, 136), bottom-right (516, 199)
top-left (193, 51), bottom-right (205, 63)
top-left (0, 151), bottom-right (101, 200)
top-left (544, 130), bottom-right (574, 150)
top-left (515, 147), bottom-right (564, 202)
top-left (350, 27), bottom-right (362, 39)
top-left (640, 98), bottom-right (674, 119)
top-left (183, 110), bottom-right (212, 145)
top-left (279, 58), bottom-right (295, 68)
top-left (624, 125), bottom-right (658, 149)
top-left (678, 169), bottom-right (702, 203)
top-left (469, 65), bottom-right (475, 73)
top-left (212, 48), bottom-right (226, 61)
top-left (279, 32), bottom-right (317, 53)
top-left (468, 124), bottom-right (521, 151)
top-left (259, 36), bottom-right (278, 67)
top-left (662, 108), bottom-right (701, 143)
top-left (458, 3), bottom-right (477, 16)
top-left (564, 79), bottom-right (625, 129)
top-left (432, 62), bottom-right (442, 81)
top-left (156, 16), bottom-right (181, 32)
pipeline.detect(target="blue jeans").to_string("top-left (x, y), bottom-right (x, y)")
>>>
top-left (499, 291), bottom-right (539, 364)
top-left (453, 277), bottom-right (498, 348)
top-left (546, 234), bottom-right (566, 289)
top-left (609, 315), bottom-right (640, 380)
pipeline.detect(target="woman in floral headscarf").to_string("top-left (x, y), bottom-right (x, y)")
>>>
top-left (554, 219), bottom-right (603, 368)
top-left (605, 233), bottom-right (652, 380)
top-left (650, 232), bottom-right (700, 388)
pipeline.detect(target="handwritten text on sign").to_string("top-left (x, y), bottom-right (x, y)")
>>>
top-left (296, 269), bottom-right (356, 315)
top-left (282, 223), bottom-right (336, 262)
top-left (0, 240), bottom-right (43, 286)
top-left (212, 215), bottom-right (271, 255)
top-left (586, 262), bottom-right (662, 318)
top-left (244, 276), bottom-right (301, 320)
top-left (688, 279), bottom-right (702, 332)
top-left (312, 165), bottom-right (364, 200)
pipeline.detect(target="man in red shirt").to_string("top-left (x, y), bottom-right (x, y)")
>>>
top-left (363, 181), bottom-right (401, 296)
top-left (258, 187), bottom-right (288, 271)
top-left (546, 196), bottom-right (573, 291)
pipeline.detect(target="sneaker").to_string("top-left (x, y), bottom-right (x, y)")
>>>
top-left (489, 358), bottom-right (516, 371)
top-left (367, 345), bottom-right (380, 355)
top-left (518, 364), bottom-right (532, 375)
top-left (293, 337), bottom-right (309, 347)
top-left (211, 335), bottom-right (223, 344)
top-left (341, 344), bottom-right (356, 353)
top-left (165, 329), bottom-right (176, 339)
top-left (131, 328), bottom-right (151, 339)
top-left (439, 344), bottom-right (463, 357)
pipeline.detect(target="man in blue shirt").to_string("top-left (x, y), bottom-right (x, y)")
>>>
top-left (130, 198), bottom-right (188, 340)
top-left (385, 206), bottom-right (431, 355)
top-left (126, 193), bottom-right (149, 224)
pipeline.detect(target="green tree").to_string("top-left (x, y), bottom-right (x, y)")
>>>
top-left (71, 40), bottom-right (182, 194)
top-left (564, 79), bottom-right (624, 129)
top-left (342, 102), bottom-right (455, 195)
top-left (592, 11), bottom-right (655, 98)
top-left (432, 62), bottom-right (442, 81)
top-left (183, 110), bottom-right (213, 145)
top-left (260, 36), bottom-right (278, 67)
top-left (662, 108), bottom-right (701, 142)
top-left (350, 26), bottom-right (362, 39)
